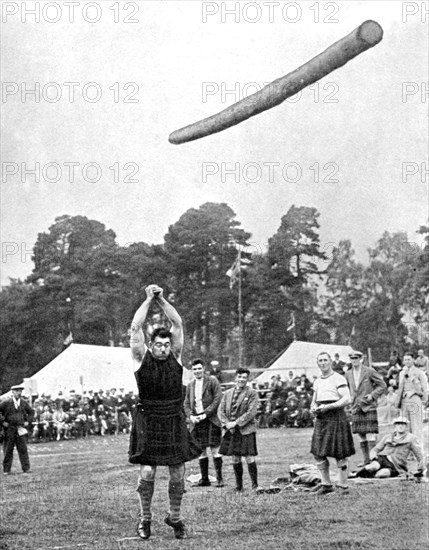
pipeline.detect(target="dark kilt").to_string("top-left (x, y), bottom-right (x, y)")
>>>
top-left (193, 418), bottom-right (222, 448)
top-left (129, 402), bottom-right (201, 466)
top-left (311, 408), bottom-right (355, 460)
top-left (351, 408), bottom-right (379, 434)
top-left (219, 429), bottom-right (257, 457)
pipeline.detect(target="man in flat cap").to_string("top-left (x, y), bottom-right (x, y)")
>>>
top-left (345, 351), bottom-right (386, 465)
top-left (350, 416), bottom-right (424, 479)
top-left (0, 384), bottom-right (35, 475)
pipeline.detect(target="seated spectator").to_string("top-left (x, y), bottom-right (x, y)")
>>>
top-left (295, 374), bottom-right (312, 394)
top-left (52, 403), bottom-right (69, 440)
top-left (118, 411), bottom-right (131, 433)
top-left (284, 371), bottom-right (296, 390)
top-left (96, 404), bottom-right (108, 436)
top-left (270, 375), bottom-right (284, 399)
top-left (75, 407), bottom-right (89, 438)
top-left (283, 391), bottom-right (300, 427)
top-left (350, 417), bottom-right (424, 479)
top-left (297, 392), bottom-right (313, 428)
top-left (39, 404), bottom-right (54, 441)
top-left (269, 396), bottom-right (286, 427)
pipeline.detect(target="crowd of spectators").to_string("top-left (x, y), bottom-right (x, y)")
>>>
top-left (25, 388), bottom-right (137, 442)
top-left (254, 372), bottom-right (315, 429)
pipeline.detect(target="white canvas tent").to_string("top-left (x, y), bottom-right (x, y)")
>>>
top-left (10, 343), bottom-right (194, 398)
top-left (254, 341), bottom-right (355, 385)
top-left (21, 344), bottom-right (136, 397)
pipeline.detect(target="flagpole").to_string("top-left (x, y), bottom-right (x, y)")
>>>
top-left (292, 312), bottom-right (296, 342)
top-left (238, 249), bottom-right (243, 368)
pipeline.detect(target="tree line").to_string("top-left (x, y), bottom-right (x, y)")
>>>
top-left (1, 203), bottom-right (427, 392)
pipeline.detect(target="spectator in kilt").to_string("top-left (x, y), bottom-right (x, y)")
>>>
top-left (345, 351), bottom-right (386, 466)
top-left (218, 368), bottom-right (260, 492)
top-left (310, 352), bottom-right (355, 495)
top-left (184, 359), bottom-right (224, 487)
top-left (128, 284), bottom-right (200, 541)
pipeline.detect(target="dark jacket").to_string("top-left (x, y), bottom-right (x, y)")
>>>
top-left (0, 398), bottom-right (35, 427)
top-left (346, 366), bottom-right (386, 413)
top-left (184, 375), bottom-right (222, 429)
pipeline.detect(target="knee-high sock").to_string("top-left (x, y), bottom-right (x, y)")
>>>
top-left (213, 456), bottom-right (223, 482)
top-left (168, 480), bottom-right (185, 522)
top-left (316, 458), bottom-right (331, 485)
top-left (199, 456), bottom-right (210, 483)
top-left (247, 461), bottom-right (258, 488)
top-left (137, 479), bottom-right (154, 521)
top-left (360, 441), bottom-right (370, 464)
top-left (233, 462), bottom-right (243, 490)
top-left (337, 459), bottom-right (349, 487)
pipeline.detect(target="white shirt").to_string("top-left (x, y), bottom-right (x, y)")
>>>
top-left (194, 379), bottom-right (204, 414)
top-left (12, 397), bottom-right (21, 410)
top-left (314, 372), bottom-right (348, 402)
top-left (353, 367), bottom-right (362, 388)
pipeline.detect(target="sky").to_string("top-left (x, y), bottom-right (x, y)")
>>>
top-left (1, 0), bottom-right (428, 286)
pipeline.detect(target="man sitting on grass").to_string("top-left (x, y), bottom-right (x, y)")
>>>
top-left (350, 416), bottom-right (424, 479)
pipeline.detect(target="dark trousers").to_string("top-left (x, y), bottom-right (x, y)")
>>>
top-left (3, 429), bottom-right (30, 473)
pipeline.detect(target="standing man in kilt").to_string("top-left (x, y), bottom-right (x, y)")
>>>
top-left (310, 352), bottom-right (355, 495)
top-left (345, 351), bottom-right (386, 466)
top-left (128, 284), bottom-right (201, 540)
top-left (184, 359), bottom-right (224, 487)
top-left (218, 368), bottom-right (260, 491)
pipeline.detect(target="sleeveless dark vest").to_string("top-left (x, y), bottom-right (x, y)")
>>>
top-left (128, 350), bottom-right (201, 465)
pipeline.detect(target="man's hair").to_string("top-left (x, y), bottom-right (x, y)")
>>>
top-left (404, 351), bottom-right (415, 359)
top-left (236, 367), bottom-right (250, 376)
top-left (192, 358), bottom-right (204, 367)
top-left (150, 327), bottom-right (172, 342)
top-left (317, 352), bottom-right (332, 361)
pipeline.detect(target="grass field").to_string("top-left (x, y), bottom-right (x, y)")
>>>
top-left (1, 427), bottom-right (427, 550)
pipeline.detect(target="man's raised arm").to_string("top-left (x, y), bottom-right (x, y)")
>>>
top-left (155, 290), bottom-right (184, 360)
top-left (130, 285), bottom-right (159, 362)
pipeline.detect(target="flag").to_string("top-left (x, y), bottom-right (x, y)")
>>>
top-left (63, 331), bottom-right (73, 346)
top-left (226, 248), bottom-right (253, 289)
top-left (286, 313), bottom-right (295, 332)
top-left (226, 257), bottom-right (241, 289)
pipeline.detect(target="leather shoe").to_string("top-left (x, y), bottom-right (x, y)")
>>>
top-left (196, 478), bottom-right (211, 487)
top-left (137, 519), bottom-right (150, 540)
top-left (137, 518), bottom-right (151, 540)
top-left (214, 479), bottom-right (224, 488)
top-left (164, 513), bottom-right (187, 539)
top-left (315, 484), bottom-right (334, 495)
